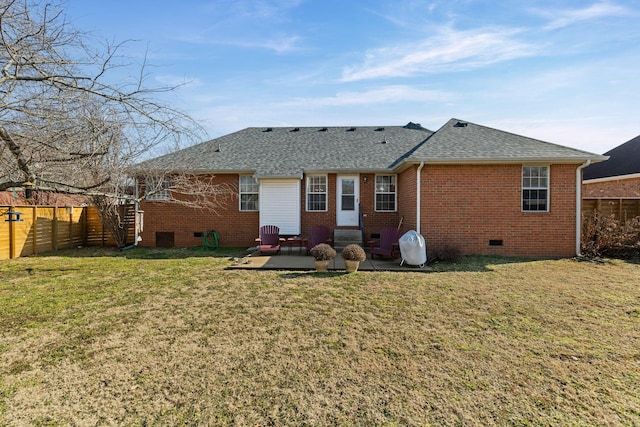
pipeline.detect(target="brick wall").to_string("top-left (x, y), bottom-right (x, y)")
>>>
top-left (420, 164), bottom-right (578, 257)
top-left (141, 173), bottom-right (400, 248)
top-left (582, 175), bottom-right (640, 198)
top-left (300, 174), bottom-right (336, 239)
top-left (140, 174), bottom-right (259, 248)
top-left (397, 165), bottom-right (418, 233)
top-left (358, 173), bottom-right (401, 240)
top-left (140, 165), bottom-right (580, 257)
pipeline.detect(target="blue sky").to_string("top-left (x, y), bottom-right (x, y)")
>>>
top-left (65, 0), bottom-right (640, 154)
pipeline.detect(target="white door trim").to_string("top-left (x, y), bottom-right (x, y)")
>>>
top-left (336, 175), bottom-right (359, 226)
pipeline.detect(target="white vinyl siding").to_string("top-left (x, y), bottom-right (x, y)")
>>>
top-left (259, 179), bottom-right (301, 235)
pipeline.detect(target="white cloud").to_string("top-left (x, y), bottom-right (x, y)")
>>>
top-left (280, 85), bottom-right (453, 107)
top-left (341, 27), bottom-right (537, 82)
top-left (174, 32), bottom-right (303, 54)
top-left (225, 34), bottom-right (303, 54)
top-left (536, 1), bottom-right (630, 30)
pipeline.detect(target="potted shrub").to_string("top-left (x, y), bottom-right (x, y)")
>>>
top-left (341, 244), bottom-right (366, 273)
top-left (309, 243), bottom-right (336, 272)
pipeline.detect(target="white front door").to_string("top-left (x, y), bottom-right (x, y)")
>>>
top-left (336, 175), bottom-right (359, 226)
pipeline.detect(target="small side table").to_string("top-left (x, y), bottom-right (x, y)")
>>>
top-left (285, 237), bottom-right (308, 255)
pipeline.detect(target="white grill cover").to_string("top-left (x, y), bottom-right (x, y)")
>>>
top-left (399, 230), bottom-right (427, 267)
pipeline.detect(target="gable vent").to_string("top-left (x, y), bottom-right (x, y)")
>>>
top-left (263, 127), bottom-right (273, 132)
top-left (318, 127), bottom-right (328, 132)
top-left (346, 127), bottom-right (356, 132)
top-left (290, 127), bottom-right (300, 132)
top-left (454, 121), bottom-right (468, 128)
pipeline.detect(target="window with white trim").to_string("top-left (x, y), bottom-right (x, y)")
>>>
top-left (239, 175), bottom-right (259, 211)
top-left (145, 176), bottom-right (170, 201)
top-left (375, 175), bottom-right (396, 211)
top-left (306, 175), bottom-right (327, 211)
top-left (522, 166), bottom-right (549, 212)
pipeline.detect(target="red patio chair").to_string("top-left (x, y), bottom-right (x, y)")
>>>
top-left (368, 227), bottom-right (402, 260)
top-left (256, 225), bottom-right (282, 255)
top-left (306, 225), bottom-right (334, 254)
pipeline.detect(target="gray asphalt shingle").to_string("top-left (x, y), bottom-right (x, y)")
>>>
top-left (138, 125), bottom-right (433, 177)
top-left (408, 119), bottom-right (605, 162)
top-left (136, 119), bottom-right (606, 175)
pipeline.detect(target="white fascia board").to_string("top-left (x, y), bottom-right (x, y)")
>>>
top-left (583, 172), bottom-right (640, 184)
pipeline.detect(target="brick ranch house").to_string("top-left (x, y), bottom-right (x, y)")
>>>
top-left (135, 118), bottom-right (606, 257)
top-left (583, 134), bottom-right (640, 199)
top-left (582, 134), bottom-right (640, 222)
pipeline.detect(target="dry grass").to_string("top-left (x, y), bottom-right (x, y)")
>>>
top-left (1, 248), bottom-right (639, 426)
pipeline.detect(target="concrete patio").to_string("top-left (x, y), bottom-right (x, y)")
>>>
top-left (228, 250), bottom-right (432, 272)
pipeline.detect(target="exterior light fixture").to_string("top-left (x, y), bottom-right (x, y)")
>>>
top-left (23, 181), bottom-right (34, 200)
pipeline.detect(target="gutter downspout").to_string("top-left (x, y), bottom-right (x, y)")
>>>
top-left (576, 160), bottom-right (591, 256)
top-left (416, 161), bottom-right (425, 234)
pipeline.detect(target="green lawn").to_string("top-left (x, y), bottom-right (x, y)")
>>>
top-left (1, 248), bottom-right (639, 426)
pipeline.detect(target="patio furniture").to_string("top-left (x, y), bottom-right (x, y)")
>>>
top-left (255, 225), bottom-right (283, 255)
top-left (368, 227), bottom-right (402, 260)
top-left (285, 236), bottom-right (308, 255)
top-left (306, 225), bottom-right (334, 254)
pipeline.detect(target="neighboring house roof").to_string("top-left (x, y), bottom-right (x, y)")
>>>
top-left (0, 191), bottom-right (88, 206)
top-left (406, 119), bottom-right (606, 164)
top-left (583, 134), bottom-right (640, 180)
top-left (136, 118), bottom-right (606, 177)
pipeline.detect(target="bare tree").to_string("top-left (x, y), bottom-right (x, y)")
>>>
top-left (0, 0), bottom-right (235, 247)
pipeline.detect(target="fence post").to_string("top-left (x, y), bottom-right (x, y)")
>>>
top-left (69, 209), bottom-right (73, 247)
top-left (9, 214), bottom-right (15, 259)
top-left (32, 206), bottom-right (37, 255)
top-left (82, 207), bottom-right (88, 246)
top-left (101, 210), bottom-right (106, 247)
top-left (618, 198), bottom-right (623, 222)
top-left (52, 206), bottom-right (58, 251)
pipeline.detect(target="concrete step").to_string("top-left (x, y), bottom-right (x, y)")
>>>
top-left (333, 229), bottom-right (363, 250)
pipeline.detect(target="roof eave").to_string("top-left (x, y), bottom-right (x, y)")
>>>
top-left (396, 155), bottom-right (609, 169)
top-left (583, 172), bottom-right (640, 184)
top-left (255, 173), bottom-right (304, 180)
top-left (130, 168), bottom-right (257, 177)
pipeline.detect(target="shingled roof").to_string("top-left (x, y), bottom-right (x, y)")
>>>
top-left (137, 124), bottom-right (433, 178)
top-left (583, 134), bottom-right (640, 180)
top-left (406, 119), bottom-right (606, 163)
top-left (136, 119), bottom-right (606, 176)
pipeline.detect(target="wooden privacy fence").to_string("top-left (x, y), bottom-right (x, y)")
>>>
top-left (582, 198), bottom-right (640, 223)
top-left (1, 205), bottom-right (134, 260)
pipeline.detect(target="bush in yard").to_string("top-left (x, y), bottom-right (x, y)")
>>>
top-left (310, 243), bottom-right (337, 261)
top-left (341, 244), bottom-right (366, 261)
top-left (433, 246), bottom-right (462, 263)
top-left (581, 212), bottom-right (640, 259)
